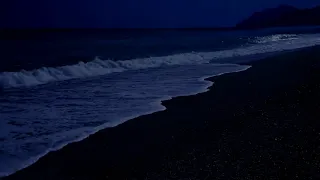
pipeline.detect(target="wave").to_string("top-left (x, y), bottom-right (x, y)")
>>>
top-left (0, 54), bottom-right (213, 88)
top-left (1, 33), bottom-right (320, 88)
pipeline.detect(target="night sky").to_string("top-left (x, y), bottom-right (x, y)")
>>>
top-left (1, 0), bottom-right (319, 28)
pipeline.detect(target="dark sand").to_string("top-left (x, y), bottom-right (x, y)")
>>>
top-left (4, 46), bottom-right (320, 179)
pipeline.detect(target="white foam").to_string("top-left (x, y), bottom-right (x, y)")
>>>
top-left (251, 34), bottom-right (298, 44)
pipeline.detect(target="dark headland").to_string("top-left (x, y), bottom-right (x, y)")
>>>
top-left (237, 5), bottom-right (320, 29)
top-left (3, 45), bottom-right (320, 179)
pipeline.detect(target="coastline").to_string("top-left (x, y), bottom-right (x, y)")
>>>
top-left (4, 46), bottom-right (320, 179)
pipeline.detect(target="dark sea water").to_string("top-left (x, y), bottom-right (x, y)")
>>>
top-left (1, 27), bottom-right (320, 176)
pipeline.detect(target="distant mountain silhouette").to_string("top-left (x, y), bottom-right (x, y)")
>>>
top-left (237, 5), bottom-right (320, 29)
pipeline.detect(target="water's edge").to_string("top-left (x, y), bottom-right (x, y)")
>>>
top-left (2, 65), bottom-right (251, 178)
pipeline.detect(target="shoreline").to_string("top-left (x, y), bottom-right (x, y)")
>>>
top-left (0, 64), bottom-right (250, 178)
top-left (4, 46), bottom-right (320, 179)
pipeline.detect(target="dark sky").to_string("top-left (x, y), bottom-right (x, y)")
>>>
top-left (1, 0), bottom-right (319, 28)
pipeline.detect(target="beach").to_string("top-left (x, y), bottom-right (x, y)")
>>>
top-left (4, 46), bottom-right (320, 179)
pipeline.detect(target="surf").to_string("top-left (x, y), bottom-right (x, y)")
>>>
top-left (1, 33), bottom-right (320, 89)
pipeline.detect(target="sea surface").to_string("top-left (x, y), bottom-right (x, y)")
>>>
top-left (1, 27), bottom-right (320, 176)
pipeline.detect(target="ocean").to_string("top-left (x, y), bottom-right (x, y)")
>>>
top-left (1, 27), bottom-right (320, 177)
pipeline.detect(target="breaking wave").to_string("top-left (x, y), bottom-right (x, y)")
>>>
top-left (0, 54), bottom-right (213, 88)
top-left (1, 33), bottom-right (320, 88)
